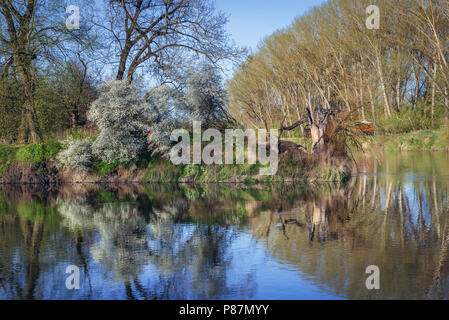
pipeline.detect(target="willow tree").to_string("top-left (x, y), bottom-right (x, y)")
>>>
top-left (228, 0), bottom-right (449, 158)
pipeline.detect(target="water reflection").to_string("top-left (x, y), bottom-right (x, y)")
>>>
top-left (0, 152), bottom-right (448, 300)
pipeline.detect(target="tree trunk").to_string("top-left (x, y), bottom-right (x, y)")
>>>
top-left (431, 63), bottom-right (437, 127)
top-left (377, 55), bottom-right (392, 117)
top-left (311, 123), bottom-right (324, 154)
top-left (116, 41), bottom-right (132, 81)
top-left (368, 85), bottom-right (376, 125)
top-left (71, 109), bottom-right (79, 128)
top-left (395, 76), bottom-right (401, 113)
top-left (413, 68), bottom-right (421, 109)
top-left (14, 60), bottom-right (41, 144)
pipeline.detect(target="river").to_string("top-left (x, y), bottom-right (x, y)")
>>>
top-left (0, 151), bottom-right (448, 300)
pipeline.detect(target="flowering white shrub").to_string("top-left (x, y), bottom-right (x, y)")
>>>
top-left (145, 85), bottom-right (177, 157)
top-left (183, 62), bottom-right (232, 128)
top-left (87, 80), bottom-right (173, 163)
top-left (57, 137), bottom-right (93, 171)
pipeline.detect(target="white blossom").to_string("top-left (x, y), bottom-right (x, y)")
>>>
top-left (87, 80), bottom-right (173, 163)
top-left (57, 137), bottom-right (93, 171)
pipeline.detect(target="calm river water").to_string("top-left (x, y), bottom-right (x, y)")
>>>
top-left (0, 152), bottom-right (448, 300)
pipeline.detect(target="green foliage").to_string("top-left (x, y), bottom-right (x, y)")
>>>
top-left (66, 127), bottom-right (98, 140)
top-left (376, 103), bottom-right (446, 135)
top-left (237, 163), bottom-right (262, 176)
top-left (15, 141), bottom-right (62, 165)
top-left (181, 164), bottom-right (205, 181)
top-left (0, 80), bottom-right (23, 143)
top-left (92, 161), bottom-right (117, 175)
top-left (214, 163), bottom-right (263, 182)
top-left (138, 156), bottom-right (348, 183)
top-left (0, 73), bottom-right (96, 143)
top-left (216, 164), bottom-right (234, 181)
top-left (0, 145), bottom-right (16, 175)
top-left (379, 129), bottom-right (448, 152)
top-left (144, 160), bottom-right (183, 182)
top-left (444, 125), bottom-right (449, 145)
top-left (35, 85), bottom-right (72, 139)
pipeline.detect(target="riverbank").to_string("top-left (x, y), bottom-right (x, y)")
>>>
top-left (372, 129), bottom-right (449, 152)
top-left (2, 129), bottom-right (447, 185)
top-left (0, 143), bottom-right (349, 184)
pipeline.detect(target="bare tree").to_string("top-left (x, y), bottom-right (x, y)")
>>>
top-left (99, 0), bottom-right (241, 83)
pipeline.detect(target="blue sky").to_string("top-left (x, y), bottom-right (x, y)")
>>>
top-left (215, 0), bottom-right (328, 52)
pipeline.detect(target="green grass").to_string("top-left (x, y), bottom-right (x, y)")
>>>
top-left (376, 129), bottom-right (448, 152)
top-left (1, 136), bottom-right (350, 183)
top-left (143, 159), bottom-right (184, 182)
top-left (92, 161), bottom-right (117, 175)
top-left (1, 141), bottom-right (62, 175)
top-left (375, 102), bottom-right (446, 134)
top-left (138, 157), bottom-right (347, 183)
top-left (15, 140), bottom-right (62, 165)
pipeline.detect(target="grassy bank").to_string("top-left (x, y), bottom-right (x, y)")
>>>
top-left (140, 157), bottom-right (346, 184)
top-left (373, 129), bottom-right (449, 152)
top-left (0, 141), bottom-right (62, 175)
top-left (0, 140), bottom-right (348, 184)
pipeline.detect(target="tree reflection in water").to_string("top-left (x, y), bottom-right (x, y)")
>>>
top-left (0, 152), bottom-right (448, 299)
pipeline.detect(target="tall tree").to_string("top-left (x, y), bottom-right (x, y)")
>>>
top-left (101, 0), bottom-right (241, 83)
top-left (0, 0), bottom-right (42, 143)
top-left (0, 0), bottom-right (96, 143)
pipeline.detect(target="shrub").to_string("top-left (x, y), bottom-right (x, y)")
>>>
top-left (15, 141), bottom-right (62, 165)
top-left (145, 86), bottom-right (176, 157)
top-left (88, 81), bottom-right (174, 164)
top-left (376, 102), bottom-right (445, 134)
top-left (92, 161), bottom-right (117, 175)
top-left (57, 137), bottom-right (93, 171)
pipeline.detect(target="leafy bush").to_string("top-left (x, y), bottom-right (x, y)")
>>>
top-left (15, 141), bottom-right (62, 165)
top-left (92, 161), bottom-right (117, 175)
top-left (57, 137), bottom-right (93, 171)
